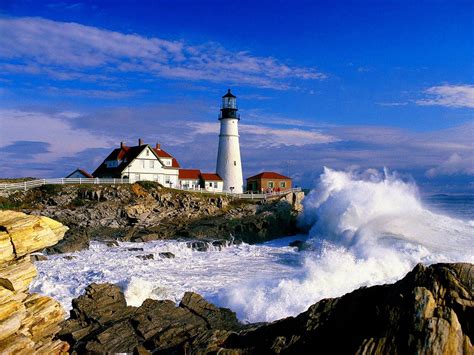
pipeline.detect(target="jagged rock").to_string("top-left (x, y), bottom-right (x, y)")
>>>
top-left (18, 293), bottom-right (66, 342)
top-left (30, 254), bottom-right (48, 262)
top-left (0, 257), bottom-right (37, 292)
top-left (0, 210), bottom-right (69, 353)
top-left (0, 300), bottom-right (26, 341)
top-left (3, 185), bottom-right (304, 253)
top-left (136, 254), bottom-right (154, 260)
top-left (0, 210), bottom-right (68, 261)
top-left (58, 263), bottom-right (473, 354)
top-left (105, 240), bottom-right (119, 247)
top-left (45, 228), bottom-right (89, 254)
top-left (179, 292), bottom-right (241, 330)
top-left (158, 252), bottom-right (175, 259)
top-left (217, 263), bottom-right (474, 354)
top-left (70, 283), bottom-right (133, 326)
top-left (127, 247), bottom-right (144, 251)
top-left (59, 286), bottom-right (242, 353)
top-left (289, 240), bottom-right (309, 251)
top-left (187, 240), bottom-right (211, 251)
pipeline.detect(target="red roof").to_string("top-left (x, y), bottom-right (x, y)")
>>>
top-left (200, 173), bottom-right (223, 181)
top-left (93, 143), bottom-right (180, 177)
top-left (179, 169), bottom-right (201, 179)
top-left (66, 169), bottom-right (93, 178)
top-left (247, 172), bottom-right (291, 180)
top-left (152, 147), bottom-right (181, 168)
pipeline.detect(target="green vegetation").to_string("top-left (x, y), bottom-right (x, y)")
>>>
top-left (136, 181), bottom-right (162, 191)
top-left (38, 184), bottom-right (63, 195)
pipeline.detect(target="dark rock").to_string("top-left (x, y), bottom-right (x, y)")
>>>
top-left (70, 283), bottom-right (133, 326)
top-left (136, 254), bottom-right (154, 260)
top-left (219, 263), bottom-right (474, 354)
top-left (289, 240), bottom-right (308, 251)
top-left (105, 240), bottom-right (119, 247)
top-left (187, 240), bottom-right (210, 252)
top-left (211, 240), bottom-right (230, 250)
top-left (158, 252), bottom-right (175, 259)
top-left (127, 247), bottom-right (144, 252)
top-left (10, 184), bottom-right (304, 254)
top-left (179, 292), bottom-right (241, 331)
top-left (63, 255), bottom-right (76, 260)
top-left (44, 228), bottom-right (90, 254)
top-left (30, 254), bottom-right (48, 261)
top-left (60, 285), bottom-right (242, 354)
top-left (59, 263), bottom-right (473, 354)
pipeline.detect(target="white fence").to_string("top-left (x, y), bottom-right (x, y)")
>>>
top-left (0, 178), bottom-right (301, 199)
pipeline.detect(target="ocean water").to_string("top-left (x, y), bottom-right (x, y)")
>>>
top-left (30, 168), bottom-right (474, 323)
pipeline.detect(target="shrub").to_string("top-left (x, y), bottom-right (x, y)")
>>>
top-left (38, 184), bottom-right (63, 195)
top-left (136, 181), bottom-right (160, 191)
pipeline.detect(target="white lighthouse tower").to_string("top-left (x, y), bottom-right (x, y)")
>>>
top-left (216, 89), bottom-right (244, 193)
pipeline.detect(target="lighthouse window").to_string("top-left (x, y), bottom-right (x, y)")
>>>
top-left (234, 161), bottom-right (236, 166)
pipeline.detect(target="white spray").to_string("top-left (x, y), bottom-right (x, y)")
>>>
top-left (222, 167), bottom-right (474, 322)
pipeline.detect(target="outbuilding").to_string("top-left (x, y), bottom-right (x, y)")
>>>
top-left (66, 169), bottom-right (93, 179)
top-left (246, 172), bottom-right (292, 192)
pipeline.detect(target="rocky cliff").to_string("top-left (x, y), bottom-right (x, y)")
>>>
top-left (0, 210), bottom-right (69, 354)
top-left (1, 183), bottom-right (304, 254)
top-left (59, 262), bottom-right (473, 354)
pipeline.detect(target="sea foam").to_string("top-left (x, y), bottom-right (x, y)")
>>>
top-left (221, 167), bottom-right (474, 322)
top-left (30, 168), bottom-right (473, 323)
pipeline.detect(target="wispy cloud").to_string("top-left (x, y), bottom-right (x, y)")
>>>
top-left (376, 102), bottom-right (408, 107)
top-left (426, 153), bottom-right (474, 177)
top-left (45, 86), bottom-right (148, 99)
top-left (0, 17), bottom-right (326, 90)
top-left (416, 84), bottom-right (474, 108)
top-left (0, 109), bottom-right (114, 162)
top-left (188, 122), bottom-right (338, 147)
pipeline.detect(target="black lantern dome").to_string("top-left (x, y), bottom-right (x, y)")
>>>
top-left (219, 89), bottom-right (239, 120)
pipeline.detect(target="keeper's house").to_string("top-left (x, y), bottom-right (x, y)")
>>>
top-left (246, 172), bottom-right (292, 192)
top-left (93, 139), bottom-right (180, 186)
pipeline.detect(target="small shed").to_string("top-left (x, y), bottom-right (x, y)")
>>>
top-left (178, 169), bottom-right (202, 189)
top-left (66, 169), bottom-right (93, 179)
top-left (246, 172), bottom-right (292, 192)
top-left (200, 173), bottom-right (224, 192)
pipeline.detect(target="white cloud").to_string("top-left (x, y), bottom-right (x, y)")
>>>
top-left (0, 17), bottom-right (326, 89)
top-left (416, 84), bottom-right (474, 108)
top-left (187, 122), bottom-right (338, 147)
top-left (426, 153), bottom-right (474, 177)
top-left (0, 109), bottom-right (115, 163)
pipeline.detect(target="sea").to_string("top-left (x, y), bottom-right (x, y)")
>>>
top-left (30, 168), bottom-right (474, 323)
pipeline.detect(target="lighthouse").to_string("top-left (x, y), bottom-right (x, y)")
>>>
top-left (216, 89), bottom-right (244, 193)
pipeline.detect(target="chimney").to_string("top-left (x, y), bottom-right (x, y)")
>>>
top-left (120, 141), bottom-right (124, 149)
top-left (138, 138), bottom-right (143, 146)
top-left (155, 143), bottom-right (161, 150)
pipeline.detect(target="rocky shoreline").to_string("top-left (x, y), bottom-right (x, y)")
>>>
top-left (0, 210), bottom-right (472, 354)
top-left (0, 183), bottom-right (304, 254)
top-left (59, 263), bottom-right (473, 354)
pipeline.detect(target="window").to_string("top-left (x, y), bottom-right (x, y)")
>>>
top-left (234, 161), bottom-right (236, 166)
top-left (150, 160), bottom-right (154, 168)
top-left (135, 174), bottom-right (140, 181)
top-left (142, 160), bottom-right (146, 169)
top-left (146, 150), bottom-right (149, 156)
top-left (268, 181), bottom-right (274, 188)
top-left (280, 182), bottom-right (286, 188)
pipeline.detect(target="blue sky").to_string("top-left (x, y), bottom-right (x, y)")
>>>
top-left (0, 0), bottom-right (473, 192)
